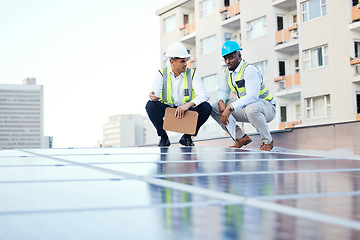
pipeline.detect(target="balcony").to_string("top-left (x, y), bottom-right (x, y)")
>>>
top-left (272, 0), bottom-right (297, 11)
top-left (274, 25), bottom-right (299, 52)
top-left (274, 73), bottom-right (301, 98)
top-left (219, 2), bottom-right (241, 28)
top-left (274, 73), bottom-right (300, 88)
top-left (352, 5), bottom-right (360, 22)
top-left (350, 5), bottom-right (360, 32)
top-left (350, 58), bottom-right (360, 83)
top-left (179, 22), bottom-right (196, 44)
top-left (279, 120), bottom-right (302, 130)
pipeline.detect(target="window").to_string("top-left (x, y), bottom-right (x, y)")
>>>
top-left (183, 14), bottom-right (189, 25)
top-left (224, 32), bottom-right (232, 41)
top-left (292, 14), bottom-right (298, 25)
top-left (247, 16), bottom-right (267, 40)
top-left (305, 95), bottom-right (331, 119)
top-left (201, 35), bottom-right (216, 56)
top-left (303, 45), bottom-right (328, 70)
top-left (279, 60), bottom-right (286, 76)
top-left (200, 0), bottom-right (216, 17)
top-left (163, 15), bottom-right (176, 33)
top-left (356, 93), bottom-right (360, 114)
top-left (253, 60), bottom-right (269, 80)
top-left (301, 0), bottom-right (326, 23)
top-left (280, 106), bottom-right (287, 122)
top-left (202, 74), bottom-right (218, 93)
top-left (277, 16), bottom-right (284, 31)
top-left (355, 41), bottom-right (360, 58)
top-left (295, 59), bottom-right (300, 73)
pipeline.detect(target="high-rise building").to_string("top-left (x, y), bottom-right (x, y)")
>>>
top-left (0, 78), bottom-right (44, 149)
top-left (156, 0), bottom-right (360, 134)
top-left (102, 114), bottom-right (145, 147)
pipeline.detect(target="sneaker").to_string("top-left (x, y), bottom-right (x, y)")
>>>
top-left (259, 141), bottom-right (273, 151)
top-left (179, 135), bottom-right (194, 147)
top-left (158, 137), bottom-right (170, 147)
top-left (230, 134), bottom-right (252, 148)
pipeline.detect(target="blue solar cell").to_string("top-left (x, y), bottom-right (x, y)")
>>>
top-left (0, 146), bottom-right (359, 239)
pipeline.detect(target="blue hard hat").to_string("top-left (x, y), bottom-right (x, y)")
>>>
top-left (221, 40), bottom-right (243, 56)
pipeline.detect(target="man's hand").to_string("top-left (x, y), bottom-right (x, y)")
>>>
top-left (221, 106), bottom-right (232, 126)
top-left (218, 100), bottom-right (227, 114)
top-left (175, 102), bottom-right (195, 118)
top-left (149, 91), bottom-right (160, 101)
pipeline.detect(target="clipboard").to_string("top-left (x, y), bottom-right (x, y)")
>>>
top-left (163, 107), bottom-right (198, 135)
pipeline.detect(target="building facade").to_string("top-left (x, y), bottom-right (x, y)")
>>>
top-left (156, 0), bottom-right (360, 135)
top-left (0, 78), bottom-right (44, 149)
top-left (102, 114), bottom-right (145, 147)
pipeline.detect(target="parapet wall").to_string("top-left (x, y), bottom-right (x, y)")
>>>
top-left (190, 121), bottom-right (360, 157)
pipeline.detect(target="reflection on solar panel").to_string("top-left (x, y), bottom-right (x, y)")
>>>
top-left (0, 147), bottom-right (359, 239)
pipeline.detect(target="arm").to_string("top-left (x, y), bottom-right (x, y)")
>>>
top-left (175, 71), bottom-right (208, 118)
top-left (218, 69), bottom-right (232, 125)
top-left (149, 71), bottom-right (163, 101)
top-left (229, 65), bottom-right (261, 111)
top-left (217, 69), bottom-right (231, 107)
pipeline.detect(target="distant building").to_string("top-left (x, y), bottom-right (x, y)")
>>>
top-left (156, 0), bottom-right (360, 134)
top-left (143, 118), bottom-right (160, 145)
top-left (0, 78), bottom-right (44, 149)
top-left (102, 114), bottom-right (144, 147)
top-left (43, 136), bottom-right (53, 148)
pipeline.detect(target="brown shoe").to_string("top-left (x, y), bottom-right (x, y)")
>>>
top-left (259, 141), bottom-right (273, 151)
top-left (230, 134), bottom-right (252, 148)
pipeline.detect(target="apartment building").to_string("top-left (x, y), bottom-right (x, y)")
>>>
top-left (0, 78), bottom-right (44, 149)
top-left (156, 0), bottom-right (360, 135)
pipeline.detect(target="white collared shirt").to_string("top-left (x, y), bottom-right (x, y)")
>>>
top-left (152, 68), bottom-right (209, 107)
top-left (217, 59), bottom-right (276, 110)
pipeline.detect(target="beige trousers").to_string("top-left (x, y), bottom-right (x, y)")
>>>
top-left (211, 99), bottom-right (276, 144)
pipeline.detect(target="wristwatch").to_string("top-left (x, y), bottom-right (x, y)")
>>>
top-left (229, 104), bottom-right (235, 112)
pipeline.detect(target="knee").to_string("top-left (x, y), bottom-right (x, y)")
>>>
top-left (145, 100), bottom-right (157, 111)
top-left (145, 101), bottom-right (162, 116)
top-left (244, 105), bottom-right (262, 120)
top-left (203, 102), bottom-right (212, 115)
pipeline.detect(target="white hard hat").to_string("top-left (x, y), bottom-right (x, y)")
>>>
top-left (165, 42), bottom-right (190, 59)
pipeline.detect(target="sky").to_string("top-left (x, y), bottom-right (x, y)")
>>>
top-left (0, 0), bottom-right (176, 148)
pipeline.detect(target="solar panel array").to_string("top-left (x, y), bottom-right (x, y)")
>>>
top-left (0, 146), bottom-right (359, 239)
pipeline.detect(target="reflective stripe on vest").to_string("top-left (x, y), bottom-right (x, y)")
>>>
top-left (159, 67), bottom-right (195, 106)
top-left (224, 62), bottom-right (273, 101)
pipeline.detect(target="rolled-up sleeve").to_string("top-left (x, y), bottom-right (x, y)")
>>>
top-left (151, 71), bottom-right (163, 98)
top-left (191, 71), bottom-right (210, 106)
top-left (217, 69), bottom-right (231, 103)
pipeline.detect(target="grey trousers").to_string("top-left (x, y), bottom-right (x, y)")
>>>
top-left (211, 99), bottom-right (276, 144)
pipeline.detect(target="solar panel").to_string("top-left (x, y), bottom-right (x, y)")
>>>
top-left (0, 147), bottom-right (359, 239)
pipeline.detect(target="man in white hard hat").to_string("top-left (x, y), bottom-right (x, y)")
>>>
top-left (211, 41), bottom-right (276, 151)
top-left (146, 42), bottom-right (211, 147)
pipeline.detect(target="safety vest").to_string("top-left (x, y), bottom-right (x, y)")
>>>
top-left (225, 62), bottom-right (273, 101)
top-left (159, 67), bottom-right (195, 106)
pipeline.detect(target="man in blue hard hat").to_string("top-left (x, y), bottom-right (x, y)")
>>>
top-left (211, 40), bottom-right (276, 151)
top-left (146, 42), bottom-right (211, 147)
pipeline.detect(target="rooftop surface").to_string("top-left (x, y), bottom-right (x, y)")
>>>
top-left (0, 146), bottom-right (359, 239)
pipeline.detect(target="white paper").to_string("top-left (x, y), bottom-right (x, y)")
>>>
top-left (225, 114), bottom-right (237, 141)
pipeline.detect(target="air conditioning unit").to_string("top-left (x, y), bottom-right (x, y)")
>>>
top-left (357, 3), bottom-right (360, 9)
top-left (292, 31), bottom-right (299, 39)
